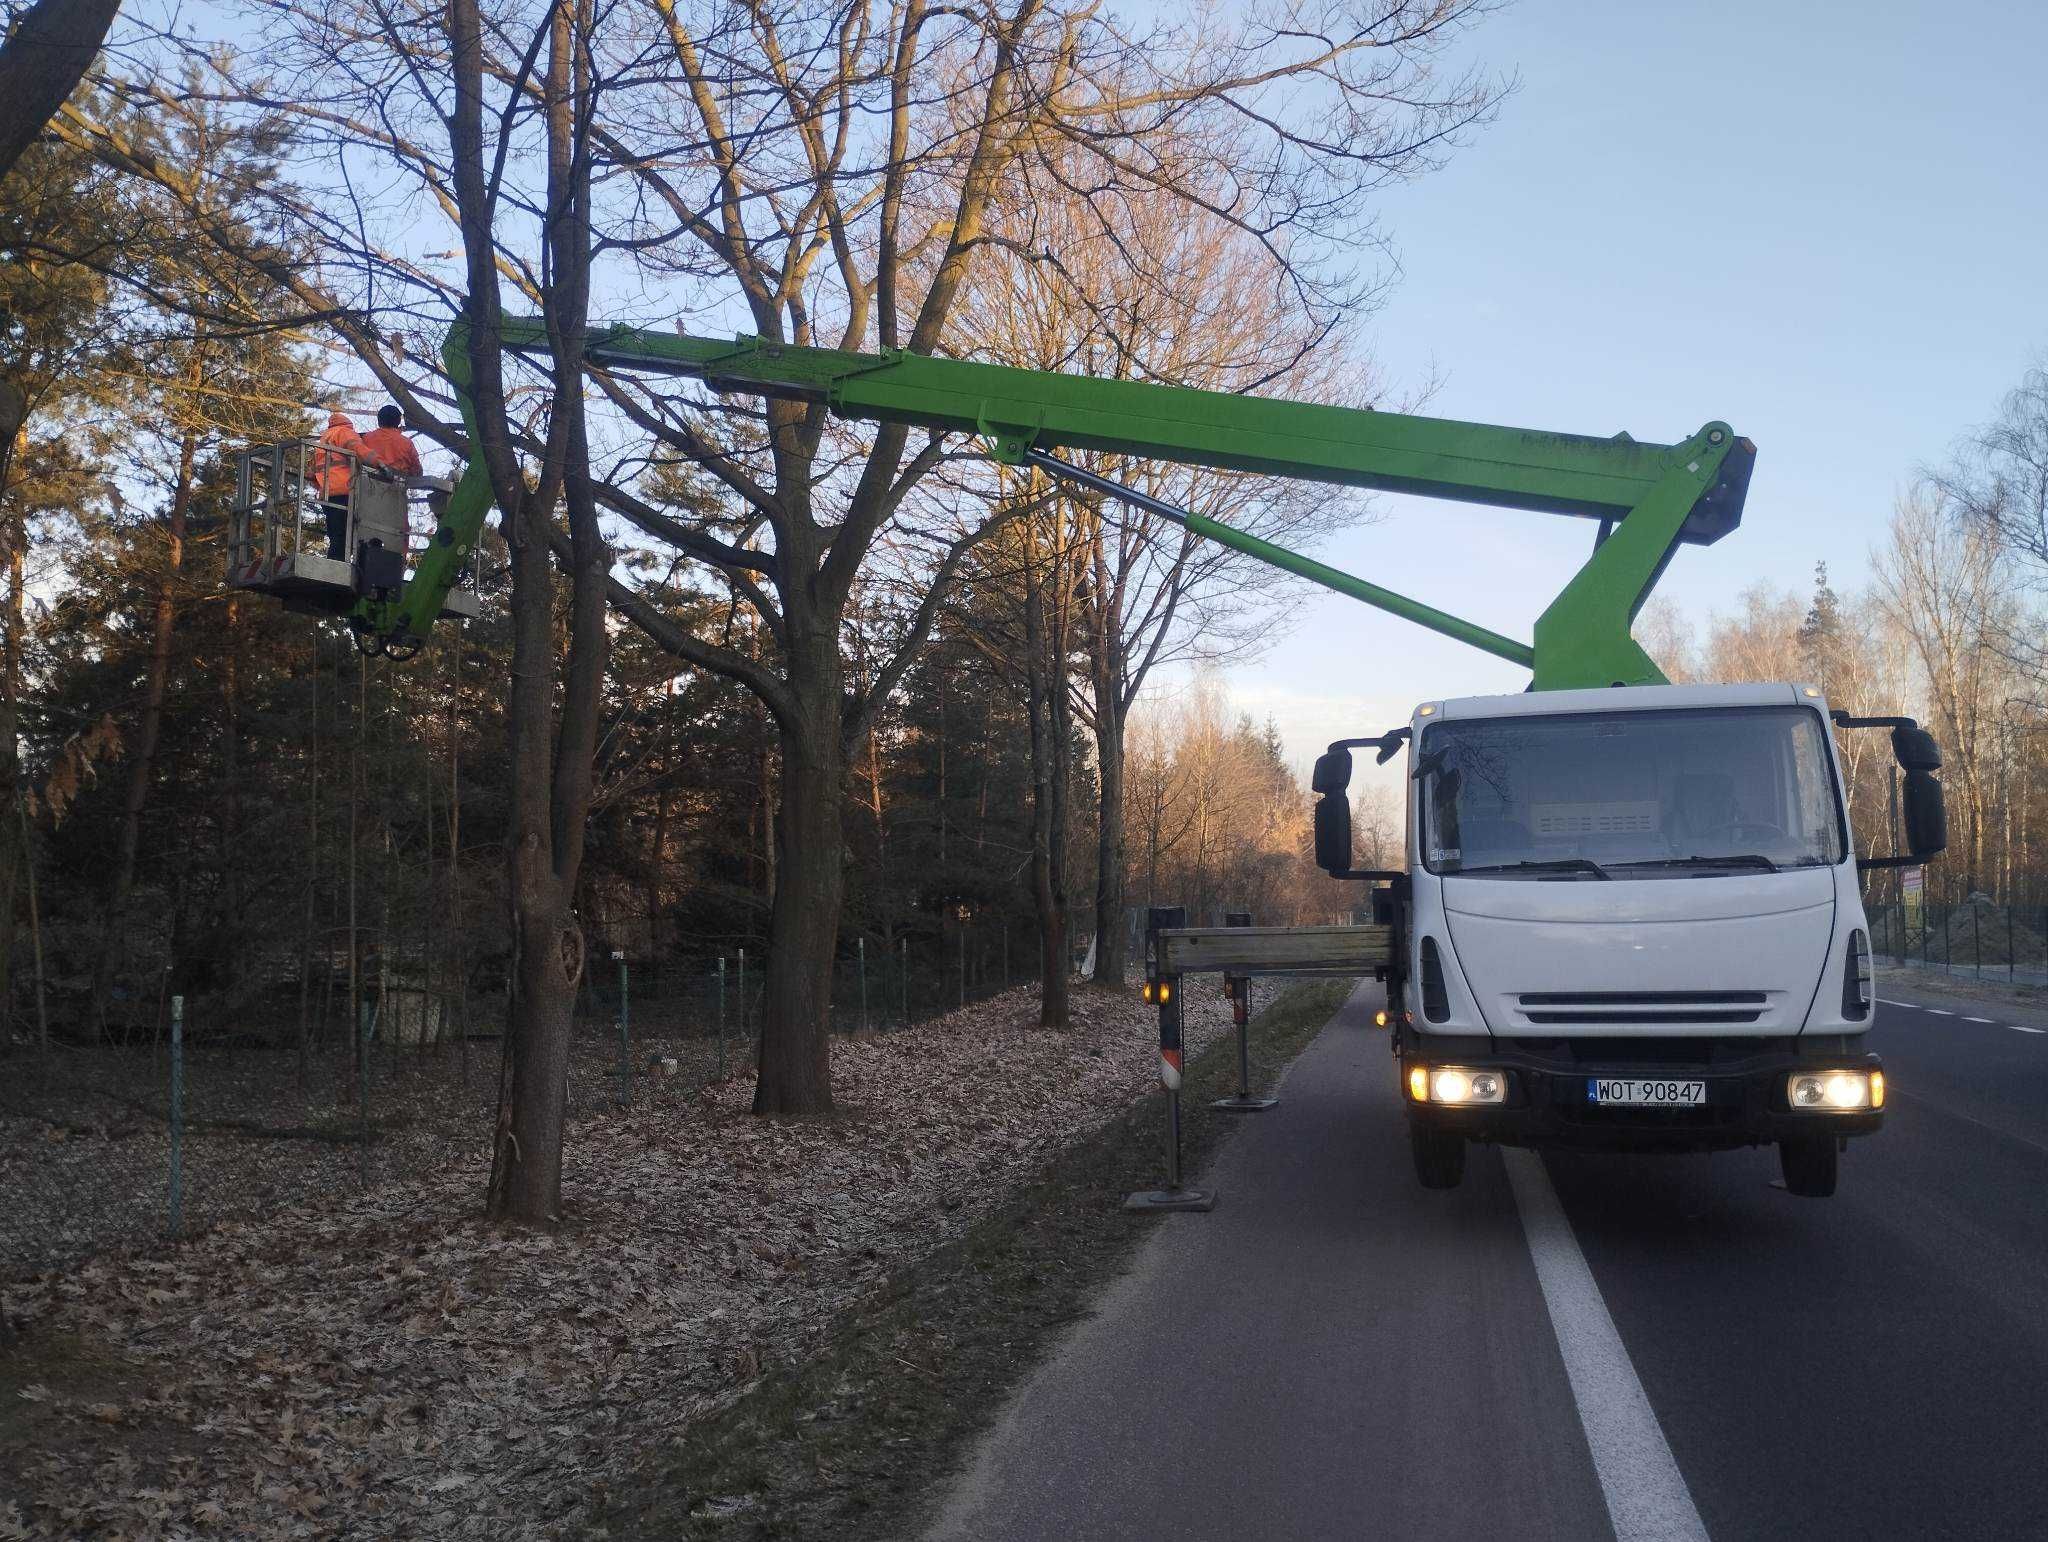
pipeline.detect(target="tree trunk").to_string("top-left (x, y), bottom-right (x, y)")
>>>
top-left (1090, 662), bottom-right (1128, 987)
top-left (0, 491), bottom-right (22, 1030)
top-left (0, 0), bottom-right (122, 183)
top-left (21, 793), bottom-right (48, 1059)
top-left (1023, 551), bottom-right (1069, 1028)
top-left (1047, 567), bottom-right (1075, 1026)
top-left (490, 871), bottom-right (579, 1220)
top-left (91, 424), bottom-right (195, 1036)
top-left (478, 0), bottom-right (607, 1220)
top-left (348, 647), bottom-right (363, 1094)
top-left (221, 593), bottom-right (244, 995)
top-left (865, 722), bottom-right (889, 935)
top-left (645, 785), bottom-right (669, 954)
top-left (297, 629), bottom-right (319, 1084)
top-left (753, 695), bottom-right (843, 1115)
top-left (936, 665), bottom-right (948, 865)
top-left (448, 631), bottom-right (469, 1074)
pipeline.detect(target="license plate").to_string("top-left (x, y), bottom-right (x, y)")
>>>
top-left (1587, 1077), bottom-right (1706, 1106)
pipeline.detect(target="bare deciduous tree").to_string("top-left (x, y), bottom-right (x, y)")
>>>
top-left (580, 0), bottom-right (1499, 1105)
top-left (1933, 361), bottom-right (2048, 683)
top-left (1873, 490), bottom-right (2016, 895)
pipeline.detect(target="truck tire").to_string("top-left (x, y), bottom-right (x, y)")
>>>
top-left (1411, 1126), bottom-right (1466, 1190)
top-left (1779, 1136), bottom-right (1838, 1198)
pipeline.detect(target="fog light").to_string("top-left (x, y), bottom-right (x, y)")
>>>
top-left (1407, 1064), bottom-right (1428, 1101)
top-left (1787, 1069), bottom-right (1874, 1111)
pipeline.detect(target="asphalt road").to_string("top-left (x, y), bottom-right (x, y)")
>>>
top-left (927, 982), bottom-right (2048, 1542)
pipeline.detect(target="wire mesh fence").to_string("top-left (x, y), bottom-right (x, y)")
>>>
top-left (0, 935), bottom-right (1039, 1281)
top-left (1867, 901), bottom-right (2048, 987)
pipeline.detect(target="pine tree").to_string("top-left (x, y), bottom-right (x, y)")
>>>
top-left (1798, 560), bottom-right (1847, 697)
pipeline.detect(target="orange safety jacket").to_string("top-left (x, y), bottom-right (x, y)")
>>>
top-left (311, 417), bottom-right (363, 499)
top-left (358, 426), bottom-right (423, 479)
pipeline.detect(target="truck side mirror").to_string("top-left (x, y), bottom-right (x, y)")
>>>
top-left (1892, 724), bottom-right (1942, 773)
top-left (1312, 748), bottom-right (1353, 795)
top-left (1903, 769), bottom-right (1947, 859)
top-left (1314, 793), bottom-right (1353, 875)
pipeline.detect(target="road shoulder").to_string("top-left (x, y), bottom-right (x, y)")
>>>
top-left (1875, 964), bottom-right (2046, 1023)
top-left (602, 978), bottom-right (1356, 1541)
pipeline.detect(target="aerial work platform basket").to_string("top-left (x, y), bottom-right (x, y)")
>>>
top-left (227, 440), bottom-right (482, 634)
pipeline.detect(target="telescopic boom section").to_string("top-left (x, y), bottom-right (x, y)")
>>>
top-left (421, 318), bottom-right (1753, 688)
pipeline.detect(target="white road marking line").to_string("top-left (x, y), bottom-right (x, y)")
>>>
top-left (1925, 1009), bottom-right (1954, 1016)
top-left (2013, 1026), bottom-right (2047, 1035)
top-left (1878, 998), bottom-right (1913, 1006)
top-left (1504, 1149), bottom-right (1710, 1542)
top-left (1964, 1016), bottom-right (1995, 1023)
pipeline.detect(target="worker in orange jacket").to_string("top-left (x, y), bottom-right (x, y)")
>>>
top-left (359, 404), bottom-right (423, 479)
top-left (310, 410), bottom-right (363, 560)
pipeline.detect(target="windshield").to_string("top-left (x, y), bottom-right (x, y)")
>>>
top-left (1419, 706), bottom-right (1846, 878)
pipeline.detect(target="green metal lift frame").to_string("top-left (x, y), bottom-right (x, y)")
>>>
top-left (375, 316), bottom-right (1752, 688)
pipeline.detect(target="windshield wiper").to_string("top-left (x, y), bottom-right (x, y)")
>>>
top-left (1453, 858), bottom-right (1612, 881)
top-left (1626, 853), bottom-right (1780, 874)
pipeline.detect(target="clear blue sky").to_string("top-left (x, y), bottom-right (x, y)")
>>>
top-left (1201, 0), bottom-right (2048, 774)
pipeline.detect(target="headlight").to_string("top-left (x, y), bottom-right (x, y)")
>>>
top-left (1407, 1064), bottom-right (1506, 1105)
top-left (1787, 1068), bottom-right (1882, 1111)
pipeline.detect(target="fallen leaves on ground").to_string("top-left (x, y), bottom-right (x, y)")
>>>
top-left (1, 985), bottom-right (1230, 1539)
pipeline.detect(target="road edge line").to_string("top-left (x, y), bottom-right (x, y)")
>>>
top-left (1503, 1148), bottom-right (1711, 1542)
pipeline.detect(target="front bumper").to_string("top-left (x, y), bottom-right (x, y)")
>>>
top-left (1400, 1036), bottom-right (1884, 1152)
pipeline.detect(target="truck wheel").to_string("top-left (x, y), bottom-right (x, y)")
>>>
top-left (1411, 1126), bottom-right (1466, 1190)
top-left (1779, 1136), bottom-right (1838, 1198)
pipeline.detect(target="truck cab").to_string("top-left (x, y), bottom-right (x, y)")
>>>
top-left (1315, 682), bottom-right (1946, 1197)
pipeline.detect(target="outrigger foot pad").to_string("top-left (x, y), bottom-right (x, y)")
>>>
top-left (1124, 1187), bottom-right (1217, 1212)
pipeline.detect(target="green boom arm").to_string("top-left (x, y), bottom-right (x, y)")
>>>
top-left (351, 323), bottom-right (499, 650)
top-left (399, 317), bottom-right (1752, 688)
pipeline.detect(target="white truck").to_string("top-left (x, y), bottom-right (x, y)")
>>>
top-left (1313, 682), bottom-right (1947, 1197)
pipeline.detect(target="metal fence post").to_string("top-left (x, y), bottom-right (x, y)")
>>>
top-left (859, 936), bottom-right (868, 1033)
top-left (615, 952), bottom-right (631, 1108)
top-left (1127, 906), bottom-right (1214, 1212)
top-left (716, 957), bottom-right (727, 1081)
top-left (958, 923), bottom-right (966, 1009)
top-left (901, 936), bottom-right (909, 1027)
top-left (738, 948), bottom-right (747, 1043)
top-left (168, 995), bottom-right (184, 1240)
top-left (2009, 905), bottom-right (2017, 984)
top-left (1973, 903), bottom-right (1982, 979)
top-left (358, 998), bottom-right (374, 1189)
top-left (1213, 911), bottom-right (1275, 1113)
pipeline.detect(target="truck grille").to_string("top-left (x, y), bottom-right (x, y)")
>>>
top-left (1516, 990), bottom-right (1768, 1026)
